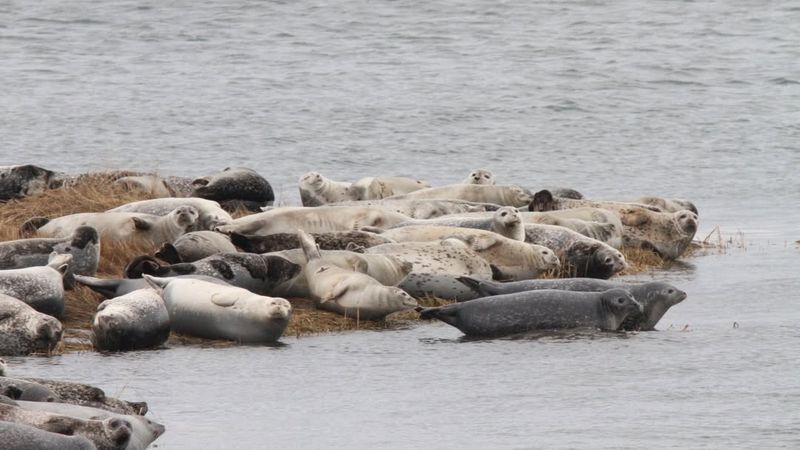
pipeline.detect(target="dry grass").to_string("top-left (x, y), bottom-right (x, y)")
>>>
top-left (1, 177), bottom-right (689, 353)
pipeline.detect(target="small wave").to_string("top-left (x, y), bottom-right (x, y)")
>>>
top-left (23, 17), bottom-right (107, 25)
top-left (769, 77), bottom-right (800, 85)
top-left (649, 79), bottom-right (708, 87)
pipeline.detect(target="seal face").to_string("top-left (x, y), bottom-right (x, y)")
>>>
top-left (0, 293), bottom-right (63, 356)
top-left (298, 171), bottom-right (353, 206)
top-left (462, 169), bottom-right (495, 185)
top-left (523, 223), bottom-right (625, 279)
top-left (92, 289), bottom-right (170, 352)
top-left (192, 167), bottom-right (275, 211)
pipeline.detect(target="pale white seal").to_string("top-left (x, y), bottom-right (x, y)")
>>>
top-left (632, 196), bottom-right (698, 215)
top-left (349, 176), bottom-right (430, 200)
top-left (155, 230), bottom-right (237, 263)
top-left (520, 211), bottom-right (623, 249)
top-left (298, 171), bottom-right (353, 206)
top-left (107, 197), bottom-right (232, 231)
top-left (329, 199), bottom-right (500, 219)
top-left (462, 169), bottom-right (495, 185)
top-left (113, 175), bottom-right (172, 197)
top-left (392, 206), bottom-right (526, 241)
top-left (387, 184), bottom-right (532, 207)
top-left (192, 167), bottom-right (274, 210)
top-left (0, 253), bottom-right (71, 318)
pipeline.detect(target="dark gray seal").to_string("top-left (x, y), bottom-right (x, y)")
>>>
top-left (457, 277), bottom-right (687, 331)
top-left (92, 289), bottom-right (170, 352)
top-left (230, 230), bottom-right (395, 253)
top-left (523, 223), bottom-right (626, 279)
top-left (0, 293), bottom-right (63, 356)
top-left (418, 288), bottom-right (642, 337)
top-left (192, 167), bottom-right (274, 211)
top-left (0, 164), bottom-right (57, 201)
top-left (124, 253), bottom-right (300, 296)
top-left (0, 420), bottom-right (97, 450)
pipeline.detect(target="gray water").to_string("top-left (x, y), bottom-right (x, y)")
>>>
top-left (2, 0), bottom-right (799, 448)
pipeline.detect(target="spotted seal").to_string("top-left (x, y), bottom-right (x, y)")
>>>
top-left (329, 199), bottom-right (501, 219)
top-left (298, 171), bottom-right (353, 206)
top-left (0, 420), bottom-right (97, 450)
top-left (17, 378), bottom-right (147, 416)
top-left (418, 288), bottom-right (642, 337)
top-left (192, 167), bottom-right (274, 211)
top-left (107, 197), bottom-right (232, 231)
top-left (387, 184), bottom-right (532, 207)
top-left (523, 223), bottom-right (626, 279)
top-left (617, 208), bottom-right (699, 259)
top-left (633, 196), bottom-right (698, 215)
top-left (0, 164), bottom-right (57, 201)
top-left (0, 226), bottom-right (100, 281)
top-left (0, 293), bottom-right (63, 356)
top-left (0, 253), bottom-right (71, 318)
top-left (92, 289), bottom-right (170, 352)
top-left (230, 230), bottom-right (394, 254)
top-left (391, 206), bottom-right (526, 241)
top-left (349, 176), bottom-right (430, 200)
top-left (113, 175), bottom-right (172, 197)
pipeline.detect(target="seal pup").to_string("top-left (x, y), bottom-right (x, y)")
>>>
top-left (0, 253), bottom-right (71, 317)
top-left (0, 226), bottom-right (100, 280)
top-left (230, 230), bottom-right (394, 253)
top-left (113, 175), bottom-right (172, 197)
top-left (0, 420), bottom-right (98, 450)
top-left (457, 277), bottom-right (687, 331)
top-left (144, 275), bottom-right (292, 343)
top-left (391, 206), bottom-right (526, 241)
top-left (0, 402), bottom-right (132, 450)
top-left (192, 167), bottom-right (275, 211)
top-left (418, 288), bottom-right (642, 338)
top-left (124, 253), bottom-right (300, 296)
top-left (0, 293), bottom-right (63, 356)
top-left (386, 184), bottom-right (532, 207)
top-left (523, 223), bottom-right (626, 279)
top-left (15, 400), bottom-right (164, 450)
top-left (378, 225), bottom-right (560, 281)
top-left (349, 176), bottom-right (430, 200)
top-left (298, 171), bottom-right (353, 206)
top-left (17, 378), bottom-right (146, 416)
top-left (92, 289), bottom-right (170, 352)
top-left (633, 196), bottom-right (698, 215)
top-left (329, 199), bottom-right (501, 219)
top-left (26, 206), bottom-right (198, 247)
top-left (462, 169), bottom-right (495, 185)
top-left (298, 230), bottom-right (418, 320)
top-left (617, 208), bottom-right (698, 259)
top-left (107, 197), bottom-right (232, 231)
top-left (214, 206), bottom-right (412, 236)
top-left (155, 230), bottom-right (237, 263)
top-left (0, 164), bottom-right (57, 201)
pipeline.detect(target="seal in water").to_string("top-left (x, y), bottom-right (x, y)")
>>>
top-left (192, 167), bottom-right (274, 211)
top-left (92, 289), bottom-right (170, 352)
top-left (0, 253), bottom-right (71, 318)
top-left (144, 275), bottom-right (292, 343)
top-left (155, 230), bottom-right (237, 263)
top-left (0, 420), bottom-right (97, 450)
top-left (457, 277), bottom-right (687, 330)
top-left (418, 288), bottom-right (642, 337)
top-left (0, 293), bottom-right (63, 356)
top-left (230, 230), bottom-right (394, 254)
top-left (297, 230), bottom-right (418, 320)
top-left (462, 169), bottom-right (495, 185)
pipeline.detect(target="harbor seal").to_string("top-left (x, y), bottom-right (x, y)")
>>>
top-left (108, 197), bottom-right (232, 231)
top-left (230, 230), bottom-right (394, 254)
top-left (462, 169), bottom-right (495, 185)
top-left (633, 196), bottom-right (698, 215)
top-left (17, 378), bottom-right (146, 416)
top-left (329, 199), bottom-right (501, 219)
top-left (365, 239), bottom-right (494, 279)
top-left (521, 212), bottom-right (623, 249)
top-left (0, 377), bottom-right (59, 402)
top-left (0, 226), bottom-right (100, 280)
top-left (349, 176), bottom-right (430, 200)
top-left (0, 402), bottom-right (132, 450)
top-left (214, 206), bottom-right (412, 236)
top-left (192, 167), bottom-right (275, 211)
top-left (387, 184), bottom-right (532, 207)
top-left (74, 274), bottom-right (227, 299)
top-left (26, 206), bottom-right (198, 246)
top-left (523, 223), bottom-right (626, 279)
top-left (0, 164), bottom-right (57, 201)
top-left (298, 230), bottom-right (418, 320)
top-left (0, 293), bottom-right (63, 355)
top-left (124, 253), bottom-right (300, 296)
top-left (144, 275), bottom-right (292, 343)
top-left (617, 208), bottom-right (698, 259)
top-left (92, 289), bottom-right (170, 352)
top-left (457, 277), bottom-right (687, 330)
top-left (155, 230), bottom-right (237, 263)
top-left (418, 288), bottom-right (642, 337)
top-left (298, 171), bottom-right (353, 206)
top-left (16, 400), bottom-right (164, 450)
top-left (378, 225), bottom-right (560, 281)
top-left (391, 206), bottom-right (526, 241)
top-left (529, 190), bottom-right (661, 213)
top-left (0, 420), bottom-right (97, 450)
top-left (113, 175), bottom-right (172, 197)
top-left (0, 253), bottom-right (71, 317)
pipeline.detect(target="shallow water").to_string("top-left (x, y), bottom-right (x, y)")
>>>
top-left (2, 0), bottom-right (799, 448)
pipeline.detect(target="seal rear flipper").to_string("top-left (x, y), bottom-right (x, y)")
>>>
top-left (359, 226), bottom-right (384, 234)
top-left (74, 275), bottom-right (122, 299)
top-left (297, 229), bottom-right (321, 261)
top-left (418, 306), bottom-right (461, 326)
top-left (455, 276), bottom-right (492, 296)
top-left (124, 255), bottom-right (164, 279)
top-left (154, 243), bottom-right (182, 264)
top-left (20, 216), bottom-right (50, 236)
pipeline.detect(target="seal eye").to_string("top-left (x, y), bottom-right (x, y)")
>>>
top-left (484, 174), bottom-right (489, 178)
top-left (542, 250), bottom-right (549, 255)
top-left (668, 289), bottom-right (675, 294)
top-left (604, 257), bottom-right (612, 264)
top-left (501, 212), bottom-right (507, 217)
top-left (617, 298), bottom-right (624, 304)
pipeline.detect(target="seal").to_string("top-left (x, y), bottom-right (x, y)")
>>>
top-left (387, 184), bottom-right (532, 207)
top-left (154, 230), bottom-right (237, 263)
top-left (365, 238), bottom-right (494, 279)
top-left (0, 377), bottom-right (59, 402)
top-left (214, 206), bottom-right (413, 236)
top-left (297, 230), bottom-right (418, 320)
top-left (462, 169), bottom-right (495, 185)
top-left (0, 402), bottom-right (132, 450)
top-left (529, 189), bottom-right (662, 213)
top-left (349, 176), bottom-right (431, 200)
top-left (378, 225), bottom-right (560, 281)
top-left (230, 230), bottom-right (395, 254)
top-left (0, 293), bottom-right (63, 356)
top-left (330, 199), bottom-right (501, 219)
top-left (0, 357), bottom-right (6, 376)
top-left (26, 206), bottom-right (198, 247)
top-left (457, 277), bottom-right (687, 331)
top-left (107, 197), bottom-right (232, 231)
top-left (632, 196), bottom-right (698, 215)
top-left (0, 253), bottom-right (71, 317)
top-left (144, 275), bottom-right (292, 343)
top-left (392, 206), bottom-right (526, 241)
top-left (618, 208), bottom-right (698, 260)
top-left (92, 289), bottom-right (170, 352)
top-left (124, 253), bottom-right (301, 296)
top-left (74, 274), bottom-right (228, 300)
top-left (113, 175), bottom-right (172, 197)
top-left (191, 167), bottom-right (275, 211)
top-left (523, 223), bottom-right (626, 279)
top-left (298, 171), bottom-right (353, 206)
top-left (0, 420), bottom-right (97, 450)
top-left (418, 288), bottom-right (642, 337)
top-left (16, 400), bottom-right (164, 450)
top-left (521, 212), bottom-right (623, 249)
top-left (0, 164), bottom-right (57, 201)
top-left (0, 226), bottom-right (100, 281)
top-left (395, 273), bottom-right (481, 302)
top-left (18, 378), bottom-right (147, 416)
